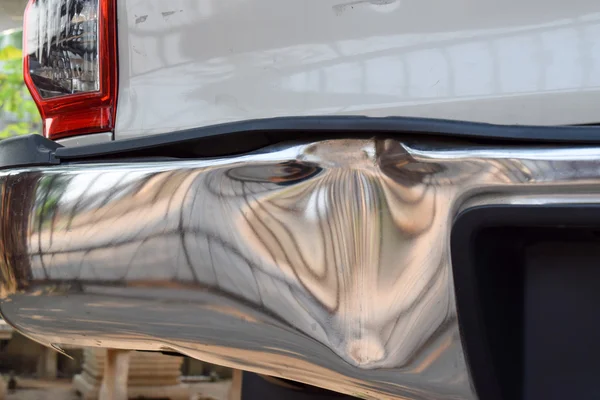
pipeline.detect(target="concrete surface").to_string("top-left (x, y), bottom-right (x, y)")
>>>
top-left (4, 378), bottom-right (231, 400)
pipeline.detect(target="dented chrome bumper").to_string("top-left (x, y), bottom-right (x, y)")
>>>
top-left (2, 135), bottom-right (600, 399)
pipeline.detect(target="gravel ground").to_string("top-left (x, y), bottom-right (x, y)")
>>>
top-left (4, 378), bottom-right (231, 400)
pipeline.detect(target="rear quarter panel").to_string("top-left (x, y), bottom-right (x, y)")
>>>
top-left (115, 0), bottom-right (600, 139)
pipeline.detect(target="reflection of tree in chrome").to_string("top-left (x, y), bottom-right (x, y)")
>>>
top-left (34, 175), bottom-right (71, 228)
top-left (0, 170), bottom-right (42, 294)
top-left (14, 140), bottom-right (465, 368)
top-left (5, 138), bottom-right (600, 400)
top-left (235, 140), bottom-right (443, 366)
top-left (19, 138), bottom-right (597, 370)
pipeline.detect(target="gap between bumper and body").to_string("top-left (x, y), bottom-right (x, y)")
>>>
top-left (1, 128), bottom-right (600, 398)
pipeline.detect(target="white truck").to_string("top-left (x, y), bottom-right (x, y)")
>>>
top-left (1, 0), bottom-right (600, 398)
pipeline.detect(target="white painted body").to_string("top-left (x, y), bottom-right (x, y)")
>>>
top-left (114, 0), bottom-right (600, 139)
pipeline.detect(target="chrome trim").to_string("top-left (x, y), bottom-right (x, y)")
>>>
top-left (2, 139), bottom-right (600, 399)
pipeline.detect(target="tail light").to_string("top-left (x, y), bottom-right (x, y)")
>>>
top-left (23, 0), bottom-right (117, 140)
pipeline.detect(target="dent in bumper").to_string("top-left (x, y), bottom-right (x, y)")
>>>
top-left (2, 138), bottom-right (599, 399)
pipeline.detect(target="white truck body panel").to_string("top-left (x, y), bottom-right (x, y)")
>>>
top-left (115, 0), bottom-right (600, 139)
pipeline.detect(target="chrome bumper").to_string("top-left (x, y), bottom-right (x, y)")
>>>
top-left (1, 138), bottom-right (600, 399)
top-left (0, 319), bottom-right (12, 341)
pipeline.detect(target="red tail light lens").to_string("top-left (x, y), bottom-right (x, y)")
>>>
top-left (23, 0), bottom-right (117, 140)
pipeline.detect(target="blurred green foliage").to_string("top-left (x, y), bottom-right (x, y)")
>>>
top-left (0, 45), bottom-right (41, 138)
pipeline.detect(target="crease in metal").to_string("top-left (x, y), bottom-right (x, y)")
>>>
top-left (2, 138), bottom-right (599, 399)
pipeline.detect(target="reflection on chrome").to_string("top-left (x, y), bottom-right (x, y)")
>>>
top-left (2, 139), bottom-right (600, 399)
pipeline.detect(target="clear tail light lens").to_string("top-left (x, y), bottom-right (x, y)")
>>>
top-left (24, 0), bottom-right (117, 140)
top-left (26, 0), bottom-right (100, 99)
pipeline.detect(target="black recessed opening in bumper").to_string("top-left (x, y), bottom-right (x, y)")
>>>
top-left (452, 205), bottom-right (600, 400)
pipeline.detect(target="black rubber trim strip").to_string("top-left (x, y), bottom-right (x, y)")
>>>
top-left (4, 116), bottom-right (600, 168)
top-left (451, 205), bottom-right (600, 400)
top-left (55, 116), bottom-right (600, 160)
top-left (0, 134), bottom-right (61, 168)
